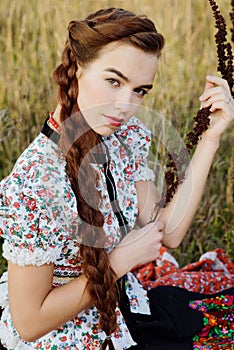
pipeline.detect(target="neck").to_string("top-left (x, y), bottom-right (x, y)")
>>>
top-left (48, 104), bottom-right (61, 132)
top-left (53, 104), bottom-right (61, 124)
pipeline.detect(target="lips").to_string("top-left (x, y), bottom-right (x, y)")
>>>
top-left (104, 115), bottom-right (124, 127)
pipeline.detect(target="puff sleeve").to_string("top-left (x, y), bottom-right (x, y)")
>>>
top-left (129, 117), bottom-right (155, 182)
top-left (0, 136), bottom-right (75, 267)
top-left (0, 180), bottom-right (65, 266)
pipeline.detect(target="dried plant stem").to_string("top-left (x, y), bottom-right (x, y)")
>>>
top-left (209, 0), bottom-right (234, 94)
top-left (153, 0), bottom-right (234, 221)
top-left (230, 0), bottom-right (234, 42)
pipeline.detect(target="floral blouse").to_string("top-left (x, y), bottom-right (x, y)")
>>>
top-left (0, 116), bottom-right (155, 350)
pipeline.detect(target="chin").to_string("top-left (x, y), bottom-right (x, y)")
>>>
top-left (95, 125), bottom-right (119, 137)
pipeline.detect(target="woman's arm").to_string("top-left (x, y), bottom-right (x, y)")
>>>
top-left (136, 136), bottom-right (219, 248)
top-left (8, 262), bottom-right (91, 342)
top-left (136, 76), bottom-right (234, 248)
top-left (8, 219), bottom-right (163, 342)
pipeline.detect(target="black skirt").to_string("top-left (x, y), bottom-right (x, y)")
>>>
top-left (119, 285), bottom-right (234, 350)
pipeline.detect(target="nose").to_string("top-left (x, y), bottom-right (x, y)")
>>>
top-left (113, 90), bottom-right (133, 114)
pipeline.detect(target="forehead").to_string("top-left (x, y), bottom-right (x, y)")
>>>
top-left (85, 42), bottom-right (158, 83)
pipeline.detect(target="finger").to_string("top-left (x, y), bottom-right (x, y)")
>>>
top-left (206, 75), bottom-right (230, 90)
top-left (157, 231), bottom-right (163, 241)
top-left (199, 86), bottom-right (223, 101)
top-left (201, 94), bottom-right (228, 109)
top-left (209, 100), bottom-right (233, 115)
top-left (203, 80), bottom-right (216, 92)
top-left (155, 241), bottom-right (162, 254)
top-left (155, 220), bottom-right (165, 231)
top-left (145, 221), bottom-right (158, 231)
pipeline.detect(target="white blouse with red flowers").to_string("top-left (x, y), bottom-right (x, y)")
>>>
top-left (0, 116), bottom-right (155, 350)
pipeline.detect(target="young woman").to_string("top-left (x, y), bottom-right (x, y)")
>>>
top-left (0, 7), bottom-right (233, 350)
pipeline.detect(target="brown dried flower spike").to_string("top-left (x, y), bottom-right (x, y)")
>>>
top-left (153, 0), bottom-right (234, 218)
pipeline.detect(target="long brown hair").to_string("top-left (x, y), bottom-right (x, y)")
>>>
top-left (53, 7), bottom-right (164, 347)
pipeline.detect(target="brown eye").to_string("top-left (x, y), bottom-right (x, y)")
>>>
top-left (106, 78), bottom-right (120, 87)
top-left (134, 88), bottom-right (148, 97)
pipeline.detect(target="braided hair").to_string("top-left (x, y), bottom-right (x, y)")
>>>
top-left (53, 7), bottom-right (164, 348)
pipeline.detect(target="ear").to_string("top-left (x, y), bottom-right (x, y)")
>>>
top-left (76, 66), bottom-right (84, 80)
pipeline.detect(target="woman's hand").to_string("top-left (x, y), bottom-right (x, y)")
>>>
top-left (199, 75), bottom-right (234, 142)
top-left (109, 221), bottom-right (164, 278)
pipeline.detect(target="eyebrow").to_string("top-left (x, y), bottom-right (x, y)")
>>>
top-left (104, 67), bottom-right (153, 90)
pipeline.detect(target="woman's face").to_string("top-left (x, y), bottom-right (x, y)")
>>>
top-left (77, 42), bottom-right (158, 136)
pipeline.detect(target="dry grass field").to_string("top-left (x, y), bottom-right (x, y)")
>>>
top-left (0, 0), bottom-right (233, 274)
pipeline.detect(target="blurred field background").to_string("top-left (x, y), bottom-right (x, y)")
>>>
top-left (0, 0), bottom-right (233, 275)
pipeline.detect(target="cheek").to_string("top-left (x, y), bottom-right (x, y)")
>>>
top-left (78, 81), bottom-right (111, 109)
top-left (131, 98), bottom-right (144, 114)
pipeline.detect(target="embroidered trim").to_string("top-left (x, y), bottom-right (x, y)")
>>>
top-left (54, 265), bottom-right (81, 278)
top-left (190, 294), bottom-right (234, 349)
top-left (0, 272), bottom-right (8, 308)
top-left (134, 166), bottom-right (155, 182)
top-left (2, 241), bottom-right (61, 267)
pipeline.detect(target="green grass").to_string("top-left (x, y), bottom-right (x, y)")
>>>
top-left (0, 0), bottom-right (233, 274)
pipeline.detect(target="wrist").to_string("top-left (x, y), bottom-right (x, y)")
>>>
top-left (109, 246), bottom-right (132, 279)
top-left (200, 133), bottom-right (220, 149)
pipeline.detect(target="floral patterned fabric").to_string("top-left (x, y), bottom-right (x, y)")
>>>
top-left (133, 247), bottom-right (234, 349)
top-left (0, 116), bottom-right (154, 350)
top-left (190, 294), bottom-right (234, 349)
top-left (133, 247), bottom-right (234, 293)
